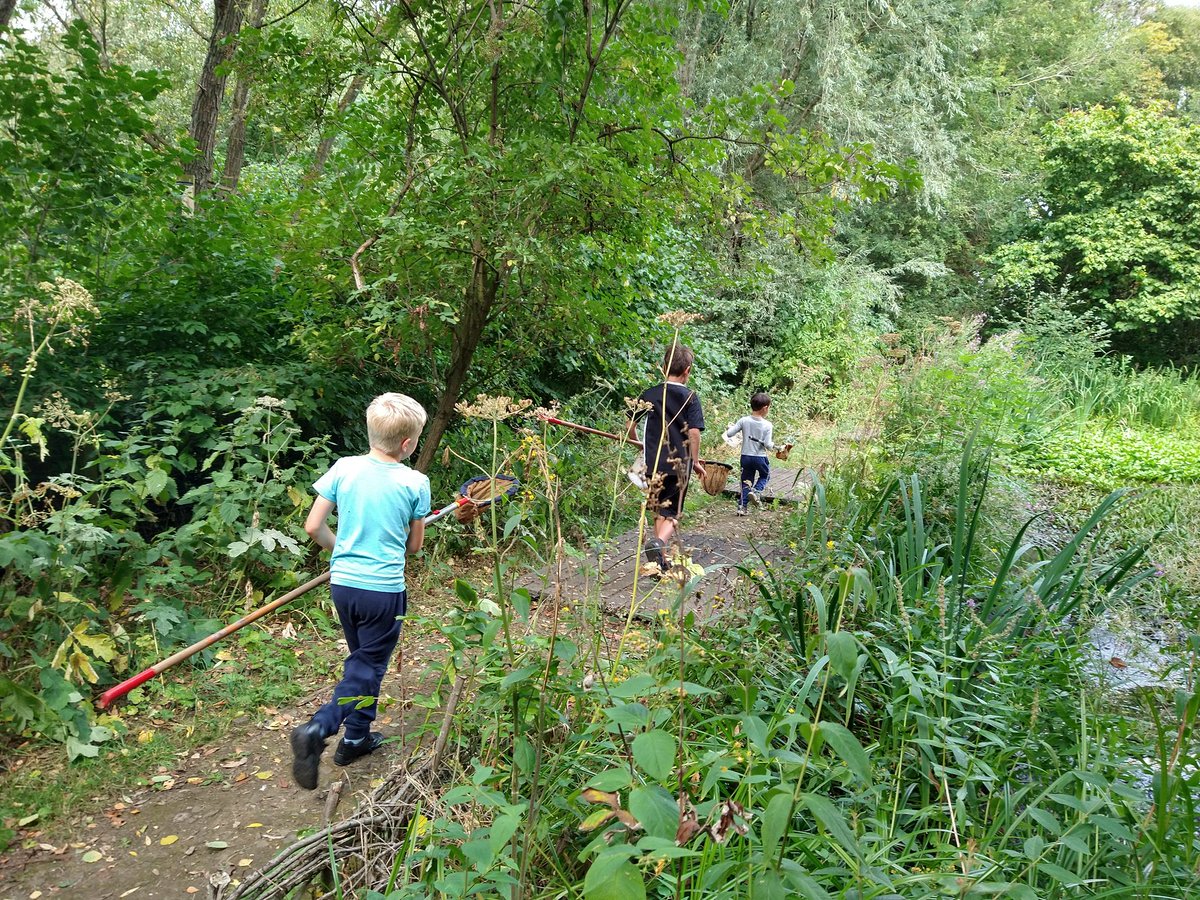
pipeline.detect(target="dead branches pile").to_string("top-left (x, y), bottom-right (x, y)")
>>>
top-left (228, 675), bottom-right (467, 900)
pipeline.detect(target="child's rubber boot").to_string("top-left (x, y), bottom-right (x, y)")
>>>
top-left (290, 721), bottom-right (327, 790)
top-left (643, 537), bottom-right (668, 571)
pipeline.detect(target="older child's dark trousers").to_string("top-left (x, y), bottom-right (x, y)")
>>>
top-left (311, 584), bottom-right (406, 742)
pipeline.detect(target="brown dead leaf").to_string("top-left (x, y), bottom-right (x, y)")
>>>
top-left (1110, 657), bottom-right (1127, 669)
top-left (708, 799), bottom-right (750, 845)
top-left (220, 757), bottom-right (248, 769)
top-left (675, 793), bottom-right (702, 845)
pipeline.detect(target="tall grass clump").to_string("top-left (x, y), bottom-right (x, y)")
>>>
top-left (1014, 291), bottom-right (1200, 434)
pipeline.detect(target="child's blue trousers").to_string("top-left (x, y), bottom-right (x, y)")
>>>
top-left (311, 584), bottom-right (406, 742)
top-left (739, 454), bottom-right (771, 509)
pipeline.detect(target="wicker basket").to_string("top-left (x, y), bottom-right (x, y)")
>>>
top-left (699, 461), bottom-right (731, 496)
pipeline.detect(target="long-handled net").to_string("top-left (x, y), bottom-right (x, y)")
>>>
top-left (98, 473), bottom-right (521, 710)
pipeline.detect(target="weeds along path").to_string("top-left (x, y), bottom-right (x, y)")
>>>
top-left (0, 484), bottom-right (802, 900)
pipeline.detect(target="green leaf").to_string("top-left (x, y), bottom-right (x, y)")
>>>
top-left (583, 852), bottom-right (645, 900)
top-left (740, 714), bottom-right (770, 756)
top-left (585, 769), bottom-right (632, 791)
top-left (503, 512), bottom-right (522, 540)
top-left (604, 703), bottom-right (651, 729)
top-left (66, 736), bottom-right (100, 760)
top-left (799, 793), bottom-right (860, 860)
top-left (778, 861), bottom-right (833, 900)
top-left (454, 579), bottom-right (478, 606)
top-left (824, 631), bottom-right (858, 681)
top-left (499, 664), bottom-right (540, 691)
top-left (631, 730), bottom-right (675, 781)
top-left (510, 587), bottom-right (531, 621)
top-left (1036, 861), bottom-right (1084, 887)
top-left (1027, 806), bottom-right (1061, 836)
top-left (144, 467), bottom-right (169, 500)
top-left (752, 870), bottom-right (788, 900)
top-left (628, 786), bottom-right (678, 840)
top-left (490, 812), bottom-right (522, 858)
top-left (1023, 835), bottom-right (1045, 861)
top-left (816, 721), bottom-right (872, 785)
top-left (759, 791), bottom-right (793, 862)
top-left (609, 674), bottom-right (657, 699)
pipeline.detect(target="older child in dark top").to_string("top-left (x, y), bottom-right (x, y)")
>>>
top-left (626, 342), bottom-right (706, 571)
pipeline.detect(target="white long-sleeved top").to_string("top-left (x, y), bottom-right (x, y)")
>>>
top-left (725, 416), bottom-right (774, 458)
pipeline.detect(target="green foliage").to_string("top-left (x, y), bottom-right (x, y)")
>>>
top-left (1013, 425), bottom-right (1200, 488)
top-left (366, 439), bottom-right (1197, 898)
top-left (883, 319), bottom-right (1050, 462)
top-left (0, 23), bottom-right (174, 290)
top-left (990, 102), bottom-right (1200, 359)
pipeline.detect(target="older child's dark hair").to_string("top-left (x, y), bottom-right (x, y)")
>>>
top-left (662, 342), bottom-right (694, 377)
top-left (751, 392), bottom-right (771, 411)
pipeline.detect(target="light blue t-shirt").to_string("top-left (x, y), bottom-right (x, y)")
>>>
top-left (313, 455), bottom-right (431, 592)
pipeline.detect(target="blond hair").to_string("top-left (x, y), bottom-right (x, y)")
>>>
top-left (366, 393), bottom-right (426, 456)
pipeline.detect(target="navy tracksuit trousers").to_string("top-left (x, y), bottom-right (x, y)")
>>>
top-left (739, 454), bottom-right (770, 509)
top-left (310, 584), bottom-right (406, 742)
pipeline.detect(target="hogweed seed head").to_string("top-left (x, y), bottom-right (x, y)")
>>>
top-left (456, 394), bottom-right (533, 420)
top-left (656, 311), bottom-right (703, 328)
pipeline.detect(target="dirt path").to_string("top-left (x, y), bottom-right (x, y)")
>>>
top-left (0, 498), bottom-right (794, 900)
top-left (0, 665), bottom-right (433, 900)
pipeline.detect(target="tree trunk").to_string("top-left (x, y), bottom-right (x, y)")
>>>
top-left (187, 0), bottom-right (246, 199)
top-left (221, 0), bottom-right (269, 193)
top-left (0, 0), bottom-right (16, 37)
top-left (308, 74), bottom-right (365, 182)
top-left (414, 248), bottom-right (500, 473)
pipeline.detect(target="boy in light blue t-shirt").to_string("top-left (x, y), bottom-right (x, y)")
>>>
top-left (290, 393), bottom-right (431, 791)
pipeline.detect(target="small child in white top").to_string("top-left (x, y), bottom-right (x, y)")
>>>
top-left (724, 392), bottom-right (774, 515)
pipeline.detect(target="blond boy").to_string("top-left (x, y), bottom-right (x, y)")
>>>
top-left (291, 393), bottom-right (431, 790)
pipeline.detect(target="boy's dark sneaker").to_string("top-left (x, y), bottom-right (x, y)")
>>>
top-left (643, 537), bottom-right (668, 570)
top-left (290, 721), bottom-right (326, 790)
top-left (333, 732), bottom-right (386, 766)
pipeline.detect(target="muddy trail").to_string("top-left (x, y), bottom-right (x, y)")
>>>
top-left (0, 498), bottom-right (794, 900)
